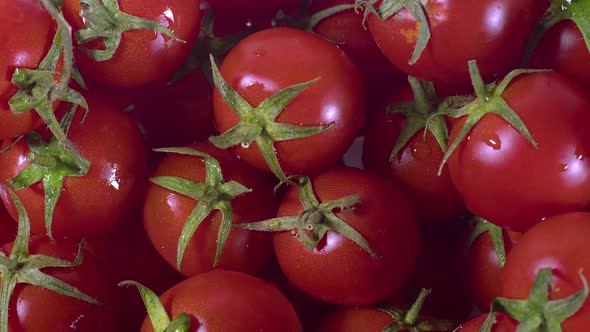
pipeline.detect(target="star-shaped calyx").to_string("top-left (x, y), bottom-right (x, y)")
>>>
top-left (119, 281), bottom-right (191, 332)
top-left (0, 185), bottom-right (100, 332)
top-left (464, 217), bottom-right (507, 269)
top-left (208, 55), bottom-right (334, 185)
top-left (480, 268), bottom-right (589, 332)
top-left (235, 175), bottom-right (377, 257)
top-left (150, 147), bottom-right (252, 269)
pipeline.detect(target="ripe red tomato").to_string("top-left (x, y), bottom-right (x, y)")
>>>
top-left (2, 236), bottom-right (118, 331)
top-left (528, 20), bottom-right (590, 89)
top-left (0, 94), bottom-right (148, 240)
top-left (455, 313), bottom-right (517, 332)
top-left (501, 212), bottom-right (590, 330)
top-left (212, 27), bottom-right (366, 177)
top-left (448, 72), bottom-right (590, 231)
top-left (143, 141), bottom-right (277, 277)
top-left (0, 0), bottom-right (53, 139)
top-left (62, 0), bottom-right (202, 88)
top-left (139, 269), bottom-right (303, 332)
top-left (273, 167), bottom-right (420, 306)
top-left (0, 205), bottom-right (16, 247)
top-left (367, 0), bottom-right (538, 83)
top-left (317, 307), bottom-right (394, 332)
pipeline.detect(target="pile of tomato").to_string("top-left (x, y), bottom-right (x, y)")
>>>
top-left (1, 0), bottom-right (590, 331)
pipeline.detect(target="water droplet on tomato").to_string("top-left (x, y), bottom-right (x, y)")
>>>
top-left (241, 142), bottom-right (250, 148)
top-left (254, 49), bottom-right (265, 57)
top-left (485, 134), bottom-right (501, 150)
top-left (559, 163), bottom-right (569, 172)
top-left (410, 139), bottom-right (432, 161)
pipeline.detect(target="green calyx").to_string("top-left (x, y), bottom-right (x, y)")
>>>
top-left (150, 147), bottom-right (252, 270)
top-left (235, 175), bottom-right (378, 257)
top-left (76, 0), bottom-right (185, 62)
top-left (464, 217), bottom-right (507, 268)
top-left (9, 1), bottom-right (88, 157)
top-left (272, 3), bottom-right (356, 32)
top-left (208, 55), bottom-right (333, 184)
top-left (0, 185), bottom-right (100, 332)
top-left (480, 268), bottom-right (589, 332)
top-left (119, 281), bottom-right (191, 332)
top-left (354, 0), bottom-right (430, 64)
top-left (437, 60), bottom-right (547, 175)
top-left (8, 107), bottom-right (91, 241)
top-left (379, 288), bottom-right (456, 332)
top-left (387, 76), bottom-right (473, 162)
top-left (522, 0), bottom-right (590, 65)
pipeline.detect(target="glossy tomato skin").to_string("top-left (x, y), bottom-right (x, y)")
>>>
top-left (143, 141), bottom-right (277, 277)
top-left (62, 0), bottom-right (201, 88)
top-left (0, 205), bottom-right (16, 247)
top-left (274, 167), bottom-right (420, 306)
top-left (139, 269), bottom-right (303, 332)
top-left (501, 212), bottom-right (590, 330)
top-left (0, 94), bottom-right (148, 240)
top-left (448, 72), bottom-right (590, 232)
top-left (0, 0), bottom-right (53, 139)
top-left (529, 20), bottom-right (590, 89)
top-left (367, 0), bottom-right (538, 83)
top-left (317, 307), bottom-right (393, 332)
top-left (466, 227), bottom-right (521, 312)
top-left (2, 236), bottom-right (118, 331)
top-left (455, 313), bottom-right (517, 332)
top-left (213, 27), bottom-right (366, 176)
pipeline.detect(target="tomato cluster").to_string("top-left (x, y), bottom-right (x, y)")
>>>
top-left (1, 0), bottom-right (590, 331)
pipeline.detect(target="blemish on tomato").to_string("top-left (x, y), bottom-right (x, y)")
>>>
top-left (400, 22), bottom-right (421, 45)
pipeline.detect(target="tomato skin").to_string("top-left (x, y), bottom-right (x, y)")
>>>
top-left (0, 205), bottom-right (16, 247)
top-left (0, 94), bottom-right (148, 240)
top-left (140, 269), bottom-right (303, 332)
top-left (62, 0), bottom-right (202, 88)
top-left (455, 313), bottom-right (517, 332)
top-left (317, 307), bottom-right (393, 332)
top-left (143, 141), bottom-right (277, 277)
top-left (0, 0), bottom-right (53, 139)
top-left (273, 167), bottom-right (420, 306)
top-left (529, 20), bottom-right (590, 89)
top-left (367, 0), bottom-right (538, 83)
top-left (448, 72), bottom-right (590, 231)
top-left (501, 212), bottom-right (590, 330)
top-left (213, 27), bottom-right (366, 176)
top-left (2, 236), bottom-right (118, 332)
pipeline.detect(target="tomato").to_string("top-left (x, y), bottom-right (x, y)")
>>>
top-left (2, 236), bottom-right (118, 331)
top-left (143, 141), bottom-right (277, 277)
top-left (0, 205), bottom-right (16, 247)
top-left (62, 0), bottom-right (202, 88)
top-left (362, 84), bottom-right (467, 225)
top-left (0, 93), bottom-right (148, 240)
top-left (0, 0), bottom-right (53, 139)
top-left (455, 313), bottom-right (517, 332)
top-left (212, 27), bottom-right (366, 177)
top-left (501, 212), bottom-right (590, 330)
top-left (528, 20), bottom-right (590, 89)
top-left (317, 307), bottom-right (394, 332)
top-left (448, 72), bottom-right (590, 231)
top-left (273, 167), bottom-right (420, 306)
top-left (366, 0), bottom-right (539, 83)
top-left (139, 269), bottom-right (303, 332)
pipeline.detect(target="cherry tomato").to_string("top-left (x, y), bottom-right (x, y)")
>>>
top-left (213, 27), bottom-right (366, 176)
top-left (448, 72), bottom-right (590, 231)
top-left (317, 307), bottom-right (394, 332)
top-left (0, 93), bottom-right (148, 240)
top-left (274, 167), bottom-right (420, 306)
top-left (367, 0), bottom-right (539, 83)
top-left (62, 0), bottom-right (202, 88)
top-left (140, 269), bottom-right (303, 332)
top-left (0, 205), bottom-right (16, 247)
top-left (455, 313), bottom-right (517, 332)
top-left (143, 141), bottom-right (277, 277)
top-left (0, 0), bottom-right (53, 139)
top-left (2, 236), bottom-right (118, 331)
top-left (501, 212), bottom-right (590, 330)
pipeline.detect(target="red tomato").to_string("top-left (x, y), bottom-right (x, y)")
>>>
top-left (143, 141), bottom-right (277, 277)
top-left (448, 72), bottom-right (590, 231)
top-left (0, 0), bottom-right (53, 139)
top-left (273, 167), bottom-right (420, 306)
top-left (62, 0), bottom-right (202, 88)
top-left (317, 307), bottom-right (394, 332)
top-left (213, 27), bottom-right (366, 176)
top-left (455, 313), bottom-right (517, 332)
top-left (2, 236), bottom-right (118, 331)
top-left (501, 212), bottom-right (590, 330)
top-left (0, 205), bottom-right (16, 247)
top-left (139, 269), bottom-right (303, 332)
top-left (0, 94), bottom-right (148, 240)
top-left (367, 0), bottom-right (538, 83)
top-left (529, 20), bottom-right (590, 89)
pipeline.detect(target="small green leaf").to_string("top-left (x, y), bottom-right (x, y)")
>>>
top-left (119, 280), bottom-right (172, 332)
